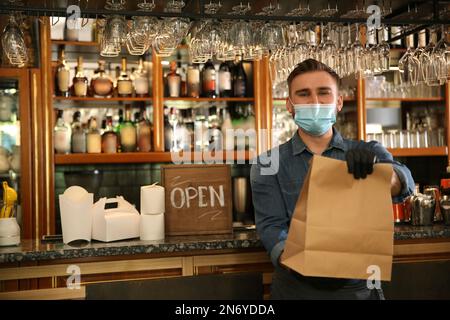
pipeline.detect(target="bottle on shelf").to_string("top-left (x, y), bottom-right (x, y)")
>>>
top-left (91, 60), bottom-right (114, 98)
top-left (114, 109), bottom-right (124, 134)
top-left (167, 60), bottom-right (181, 98)
top-left (178, 62), bottom-right (187, 97)
top-left (182, 108), bottom-right (195, 151)
top-left (72, 56), bottom-right (88, 97)
top-left (120, 107), bottom-right (137, 152)
top-left (102, 115), bottom-right (118, 153)
top-left (136, 110), bottom-right (152, 152)
top-left (54, 109), bottom-right (71, 154)
top-left (86, 117), bottom-right (102, 153)
top-left (71, 111), bottom-right (86, 153)
top-left (133, 58), bottom-right (149, 97)
top-left (164, 107), bottom-right (173, 151)
top-left (55, 48), bottom-right (70, 97)
top-left (201, 59), bottom-right (217, 98)
top-left (233, 57), bottom-right (247, 98)
top-left (117, 57), bottom-right (133, 97)
top-left (168, 107), bottom-right (181, 152)
top-left (187, 64), bottom-right (200, 98)
top-left (208, 105), bottom-right (222, 150)
top-left (218, 61), bottom-right (233, 98)
top-left (221, 107), bottom-right (234, 151)
top-left (194, 106), bottom-right (209, 151)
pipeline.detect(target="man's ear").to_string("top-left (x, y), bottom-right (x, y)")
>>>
top-left (286, 98), bottom-right (294, 116)
top-left (336, 95), bottom-right (344, 112)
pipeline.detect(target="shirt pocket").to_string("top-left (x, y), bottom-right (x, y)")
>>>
top-left (279, 179), bottom-right (302, 218)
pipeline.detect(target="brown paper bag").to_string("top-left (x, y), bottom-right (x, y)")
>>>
top-left (281, 155), bottom-right (394, 281)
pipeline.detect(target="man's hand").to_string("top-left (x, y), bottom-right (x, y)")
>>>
top-left (345, 142), bottom-right (377, 179)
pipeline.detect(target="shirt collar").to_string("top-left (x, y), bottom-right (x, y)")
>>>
top-left (291, 127), bottom-right (346, 156)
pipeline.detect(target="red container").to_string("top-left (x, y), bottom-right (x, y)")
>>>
top-left (393, 203), bottom-right (405, 223)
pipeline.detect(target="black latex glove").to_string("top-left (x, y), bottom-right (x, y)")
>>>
top-left (345, 142), bottom-right (377, 179)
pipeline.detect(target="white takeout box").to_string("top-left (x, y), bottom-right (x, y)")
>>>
top-left (91, 196), bottom-right (140, 242)
top-left (59, 186), bottom-right (93, 244)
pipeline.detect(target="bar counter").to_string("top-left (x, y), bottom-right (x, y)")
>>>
top-left (1, 225), bottom-right (450, 263)
top-left (1, 226), bottom-right (450, 299)
top-left (0, 225), bottom-right (448, 263)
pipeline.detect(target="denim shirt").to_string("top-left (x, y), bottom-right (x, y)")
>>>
top-left (250, 128), bottom-right (415, 267)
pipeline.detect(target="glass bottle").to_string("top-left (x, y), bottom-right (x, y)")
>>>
top-left (56, 48), bottom-right (70, 97)
top-left (221, 107), bottom-right (234, 151)
top-left (54, 109), bottom-right (71, 154)
top-left (117, 57), bottom-right (133, 97)
top-left (91, 60), bottom-right (113, 98)
top-left (71, 111), bottom-right (86, 153)
top-left (86, 117), bottom-right (101, 153)
top-left (202, 59), bottom-right (217, 98)
top-left (101, 115), bottom-right (118, 153)
top-left (120, 107), bottom-right (137, 152)
top-left (73, 56), bottom-right (88, 97)
top-left (187, 64), bottom-right (200, 98)
top-left (133, 58), bottom-right (149, 97)
top-left (218, 61), bottom-right (233, 97)
top-left (184, 108), bottom-right (195, 151)
top-left (194, 106), bottom-right (209, 151)
top-left (164, 107), bottom-right (173, 151)
top-left (208, 105), bottom-right (222, 150)
top-left (178, 62), bottom-right (187, 97)
top-left (233, 57), bottom-right (247, 98)
top-left (137, 110), bottom-right (152, 152)
top-left (167, 60), bottom-right (181, 97)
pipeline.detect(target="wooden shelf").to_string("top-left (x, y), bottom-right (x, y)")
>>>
top-left (366, 97), bottom-right (444, 102)
top-left (272, 97), bottom-right (355, 102)
top-left (388, 147), bottom-right (448, 157)
top-left (164, 97), bottom-right (254, 102)
top-left (53, 96), bottom-right (151, 102)
top-left (51, 40), bottom-right (98, 47)
top-left (54, 151), bottom-right (256, 164)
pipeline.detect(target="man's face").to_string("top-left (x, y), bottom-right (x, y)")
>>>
top-left (286, 70), bottom-right (343, 116)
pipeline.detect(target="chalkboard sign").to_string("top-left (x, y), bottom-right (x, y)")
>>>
top-left (161, 164), bottom-right (233, 236)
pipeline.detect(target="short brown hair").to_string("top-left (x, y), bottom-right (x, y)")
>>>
top-left (287, 59), bottom-right (340, 93)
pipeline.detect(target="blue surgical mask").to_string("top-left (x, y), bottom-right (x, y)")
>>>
top-left (289, 98), bottom-right (337, 136)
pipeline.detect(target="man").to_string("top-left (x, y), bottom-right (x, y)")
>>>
top-left (250, 59), bottom-right (415, 299)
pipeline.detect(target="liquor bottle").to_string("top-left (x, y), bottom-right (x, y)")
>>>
top-left (167, 60), bottom-right (181, 97)
top-left (54, 109), bottom-right (71, 154)
top-left (86, 117), bottom-right (101, 153)
top-left (164, 107), bottom-right (173, 151)
top-left (117, 57), bottom-right (133, 97)
top-left (233, 57), bottom-right (247, 98)
top-left (182, 108), bottom-right (195, 151)
top-left (194, 106), bottom-right (209, 151)
top-left (178, 62), bottom-right (187, 97)
top-left (71, 111), bottom-right (86, 153)
top-left (56, 48), bottom-right (70, 97)
top-left (218, 61), bottom-right (233, 97)
top-left (208, 105), bottom-right (222, 150)
top-left (73, 56), bottom-right (88, 97)
top-left (91, 60), bottom-right (113, 98)
top-left (201, 59), bottom-right (217, 98)
top-left (221, 108), bottom-right (234, 151)
top-left (101, 115), bottom-right (118, 153)
top-left (137, 110), bottom-right (152, 152)
top-left (133, 58), bottom-right (149, 97)
top-left (114, 109), bottom-right (124, 134)
top-left (187, 64), bottom-right (200, 98)
top-left (120, 107), bottom-right (137, 152)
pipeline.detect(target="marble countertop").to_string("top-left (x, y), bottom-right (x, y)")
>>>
top-left (1, 225), bottom-right (450, 264)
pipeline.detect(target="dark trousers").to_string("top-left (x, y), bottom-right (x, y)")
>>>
top-left (270, 267), bottom-right (384, 300)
